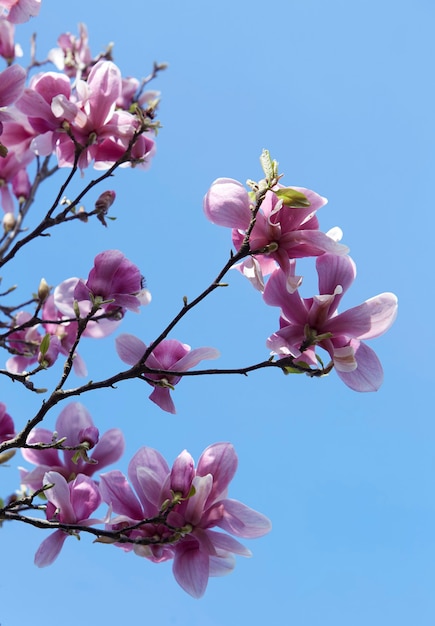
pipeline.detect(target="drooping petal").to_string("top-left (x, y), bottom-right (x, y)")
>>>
top-left (205, 528), bottom-right (252, 557)
top-left (148, 386), bottom-right (176, 414)
top-left (216, 498), bottom-right (272, 538)
top-left (34, 530), bottom-right (68, 567)
top-left (208, 552), bottom-right (236, 576)
top-left (334, 339), bottom-right (384, 392)
top-left (173, 540), bottom-right (210, 598)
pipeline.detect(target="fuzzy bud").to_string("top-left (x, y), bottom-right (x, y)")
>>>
top-left (2, 211), bottom-right (15, 233)
top-left (37, 278), bottom-right (50, 303)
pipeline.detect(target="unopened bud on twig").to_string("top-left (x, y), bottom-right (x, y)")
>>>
top-left (37, 278), bottom-right (50, 303)
top-left (2, 212), bottom-right (15, 233)
top-left (95, 190), bottom-right (116, 227)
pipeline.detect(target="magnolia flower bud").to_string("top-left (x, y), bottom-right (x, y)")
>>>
top-left (95, 190), bottom-right (116, 227)
top-left (2, 211), bottom-right (15, 233)
top-left (37, 278), bottom-right (50, 303)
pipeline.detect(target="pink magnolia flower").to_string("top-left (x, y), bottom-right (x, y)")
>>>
top-left (53, 277), bottom-right (123, 342)
top-left (52, 60), bottom-right (155, 170)
top-left (73, 249), bottom-right (151, 315)
top-left (116, 334), bottom-right (220, 413)
top-left (34, 471), bottom-right (102, 567)
top-left (0, 402), bottom-right (14, 443)
top-left (17, 60), bottom-right (155, 170)
top-left (0, 0), bottom-right (40, 24)
top-left (5, 311), bottom-right (44, 373)
top-left (100, 443), bottom-right (271, 598)
top-left (264, 253), bottom-right (398, 391)
top-left (47, 23), bottom-right (92, 80)
top-left (204, 178), bottom-right (348, 291)
top-left (16, 69), bottom-right (76, 157)
top-left (20, 402), bottom-right (125, 491)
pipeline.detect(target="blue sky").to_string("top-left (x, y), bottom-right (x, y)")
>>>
top-left (1, 0), bottom-right (434, 624)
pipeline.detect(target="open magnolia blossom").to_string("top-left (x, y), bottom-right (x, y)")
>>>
top-left (73, 249), bottom-right (151, 315)
top-left (34, 471), bottom-right (102, 567)
top-left (20, 402), bottom-right (125, 491)
top-left (5, 250), bottom-right (149, 375)
top-left (116, 334), bottom-right (220, 413)
top-left (203, 178), bottom-right (348, 291)
top-left (264, 253), bottom-right (398, 391)
top-left (100, 443), bottom-right (272, 598)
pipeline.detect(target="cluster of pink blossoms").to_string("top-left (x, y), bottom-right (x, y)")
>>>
top-left (203, 176), bottom-right (398, 391)
top-left (6, 249), bottom-right (151, 376)
top-left (0, 12), bottom-right (156, 222)
top-left (0, 2), bottom-right (399, 602)
top-left (17, 402), bottom-right (270, 598)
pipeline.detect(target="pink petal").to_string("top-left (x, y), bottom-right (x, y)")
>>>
top-left (173, 541), bottom-right (210, 598)
top-left (217, 498), bottom-right (272, 538)
top-left (263, 268), bottom-right (308, 325)
top-left (69, 474), bottom-right (101, 521)
top-left (34, 530), bottom-right (68, 567)
top-left (0, 64), bottom-right (26, 106)
top-left (185, 474), bottom-right (214, 526)
top-left (170, 450), bottom-right (195, 497)
top-left (316, 253), bottom-right (356, 297)
top-left (86, 61), bottom-right (121, 127)
top-left (43, 471), bottom-right (75, 522)
top-left (116, 333), bottom-right (146, 365)
top-left (197, 442), bottom-right (238, 506)
top-left (328, 292), bottom-right (398, 340)
top-left (174, 346), bottom-right (220, 371)
top-left (335, 339), bottom-right (384, 392)
top-left (208, 552), bottom-right (236, 576)
top-left (203, 178), bottom-right (251, 229)
top-left (55, 402), bottom-right (93, 447)
top-left (148, 386), bottom-right (176, 414)
top-left (282, 229), bottom-right (349, 258)
top-left (100, 470), bottom-right (144, 519)
top-left (128, 446), bottom-right (170, 513)
top-left (91, 428), bottom-right (125, 469)
top-left (206, 529), bottom-right (252, 557)
top-left (21, 428), bottom-right (61, 466)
